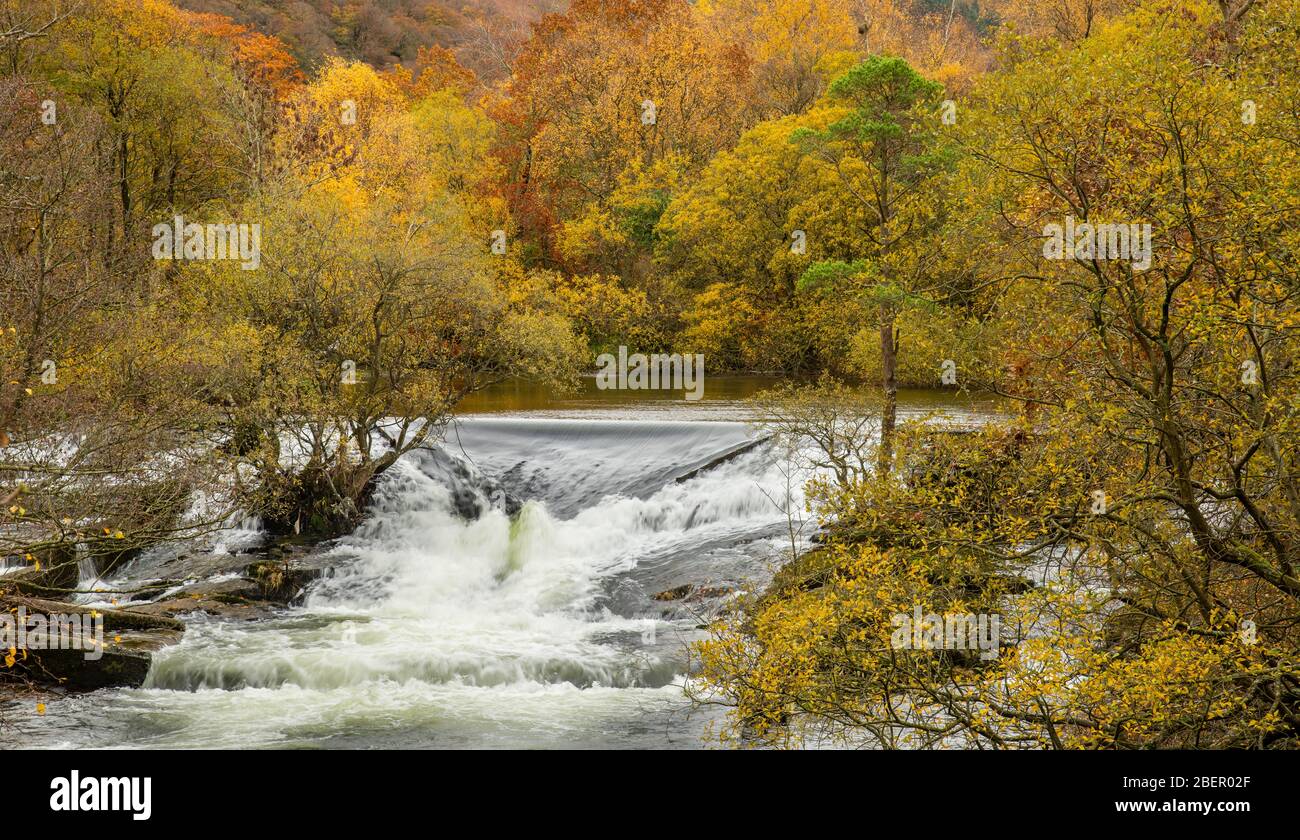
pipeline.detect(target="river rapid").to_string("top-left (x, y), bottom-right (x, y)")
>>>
top-left (2, 378), bottom-right (994, 749)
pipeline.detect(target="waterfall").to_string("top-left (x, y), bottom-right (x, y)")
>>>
top-left (75, 542), bottom-right (100, 599)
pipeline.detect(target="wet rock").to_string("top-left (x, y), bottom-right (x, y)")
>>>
top-left (3, 595), bottom-right (184, 633)
top-left (18, 632), bottom-right (174, 691)
top-left (653, 584), bottom-right (694, 601)
top-left (0, 596), bottom-right (183, 690)
top-left (244, 558), bottom-right (325, 603)
top-left (653, 583), bottom-right (734, 602)
top-left (128, 578), bottom-right (277, 621)
top-left (119, 537), bottom-right (338, 621)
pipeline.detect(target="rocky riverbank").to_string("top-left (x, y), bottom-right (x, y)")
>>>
top-left (1, 539), bottom-right (335, 692)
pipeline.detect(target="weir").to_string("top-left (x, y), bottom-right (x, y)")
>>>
top-left (1, 388), bottom-right (993, 748)
top-left (23, 417), bottom-right (799, 747)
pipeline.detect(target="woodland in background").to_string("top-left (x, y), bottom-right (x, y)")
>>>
top-left (169, 0), bottom-right (564, 81)
top-left (3, 0), bottom-right (1298, 748)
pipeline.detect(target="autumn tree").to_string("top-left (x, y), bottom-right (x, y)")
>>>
top-left (180, 59), bottom-right (582, 536)
top-left (0, 3), bottom-right (262, 593)
top-left (655, 107), bottom-right (853, 372)
top-left (692, 0), bottom-right (1300, 749)
top-left (488, 0), bottom-right (751, 276)
top-left (793, 55), bottom-right (949, 475)
top-left (984, 0), bottom-right (1137, 44)
top-left (700, 0), bottom-right (860, 116)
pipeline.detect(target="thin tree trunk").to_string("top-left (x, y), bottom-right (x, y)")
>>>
top-left (878, 304), bottom-right (898, 477)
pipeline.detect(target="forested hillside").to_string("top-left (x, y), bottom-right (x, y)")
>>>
top-left (173, 0), bottom-right (560, 77)
top-left (169, 1), bottom-right (1001, 82)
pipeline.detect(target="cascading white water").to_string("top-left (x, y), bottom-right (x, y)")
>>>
top-left (71, 542), bottom-right (102, 604)
top-left (0, 389), bottom-right (992, 749)
top-left (12, 420), bottom-right (801, 747)
top-left (144, 435), bottom-right (801, 696)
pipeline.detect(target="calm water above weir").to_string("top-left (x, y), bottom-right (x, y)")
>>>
top-left (458, 375), bottom-right (1000, 420)
top-left (3, 377), bottom-right (996, 749)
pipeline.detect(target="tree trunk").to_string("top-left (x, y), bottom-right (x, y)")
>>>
top-left (877, 305), bottom-right (898, 478)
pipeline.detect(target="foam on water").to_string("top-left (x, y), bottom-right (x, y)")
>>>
top-left (3, 389), bottom-right (999, 748)
top-left (5, 419), bottom-right (808, 748)
top-left (145, 433), bottom-right (800, 696)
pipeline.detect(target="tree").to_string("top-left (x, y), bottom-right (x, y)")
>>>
top-left (1, 33), bottom-right (234, 594)
top-left (700, 0), bottom-right (860, 116)
top-left (487, 0), bottom-right (751, 272)
top-left (181, 59), bottom-right (583, 536)
top-left (691, 0), bottom-right (1300, 749)
top-left (39, 0), bottom-right (250, 248)
top-left (794, 55), bottom-right (949, 475)
top-left (655, 107), bottom-right (853, 371)
top-left (985, 0), bottom-right (1137, 44)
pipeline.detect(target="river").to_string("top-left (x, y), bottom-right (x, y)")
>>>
top-left (2, 377), bottom-right (996, 749)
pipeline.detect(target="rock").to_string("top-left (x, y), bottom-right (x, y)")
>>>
top-left (2, 595), bottom-right (184, 633)
top-left (16, 630), bottom-right (179, 691)
top-left (414, 447), bottom-right (521, 519)
top-left (652, 583), bottom-right (734, 602)
top-left (244, 559), bottom-right (324, 603)
top-left (131, 593), bottom-right (268, 622)
top-left (127, 577), bottom-right (278, 621)
top-left (0, 533), bottom-right (344, 691)
top-left (0, 595), bottom-right (183, 690)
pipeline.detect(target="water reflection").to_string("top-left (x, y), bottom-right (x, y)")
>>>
top-left (457, 374), bottom-right (1003, 422)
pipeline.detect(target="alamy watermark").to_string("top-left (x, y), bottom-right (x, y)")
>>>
top-left (50, 771), bottom-right (151, 821)
top-left (595, 347), bottom-right (705, 401)
top-left (1043, 215), bottom-right (1151, 271)
top-left (891, 606), bottom-right (1000, 660)
top-left (152, 215), bottom-right (261, 270)
top-left (1, 606), bottom-right (104, 661)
